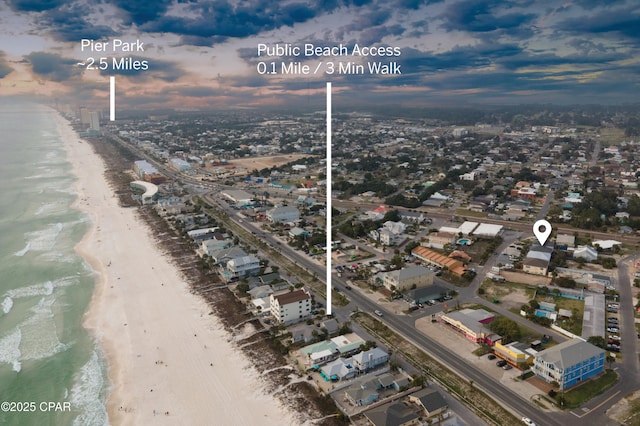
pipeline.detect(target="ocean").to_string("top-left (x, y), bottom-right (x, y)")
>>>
top-left (0, 101), bottom-right (108, 425)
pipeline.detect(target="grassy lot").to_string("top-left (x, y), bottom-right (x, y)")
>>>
top-left (560, 370), bottom-right (618, 409)
top-left (535, 294), bottom-right (585, 336)
top-left (478, 280), bottom-right (536, 305)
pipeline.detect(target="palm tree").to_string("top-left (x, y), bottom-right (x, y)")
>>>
top-left (606, 354), bottom-right (615, 369)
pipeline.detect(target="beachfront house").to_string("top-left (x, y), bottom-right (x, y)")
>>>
top-left (224, 255), bottom-right (260, 282)
top-left (270, 289), bottom-right (312, 325)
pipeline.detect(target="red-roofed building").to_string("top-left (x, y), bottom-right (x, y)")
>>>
top-left (411, 246), bottom-right (467, 276)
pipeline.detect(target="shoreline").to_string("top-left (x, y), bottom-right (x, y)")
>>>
top-left (57, 114), bottom-right (297, 425)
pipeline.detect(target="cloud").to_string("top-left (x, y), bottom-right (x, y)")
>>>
top-left (554, 5), bottom-right (640, 40)
top-left (0, 53), bottom-right (14, 78)
top-left (111, 0), bottom-right (173, 25)
top-left (140, 0), bottom-right (321, 45)
top-left (42, 5), bottom-right (117, 42)
top-left (26, 52), bottom-right (82, 82)
top-left (439, 0), bottom-right (536, 33)
top-left (7, 0), bottom-right (65, 12)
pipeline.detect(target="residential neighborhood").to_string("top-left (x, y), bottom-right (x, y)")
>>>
top-left (100, 105), bottom-right (640, 426)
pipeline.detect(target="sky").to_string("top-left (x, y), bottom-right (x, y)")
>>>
top-left (0, 0), bottom-right (639, 110)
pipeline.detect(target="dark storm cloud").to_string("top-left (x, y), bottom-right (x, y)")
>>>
top-left (111, 0), bottom-right (173, 25)
top-left (0, 53), bottom-right (14, 78)
top-left (42, 5), bottom-right (116, 42)
top-left (554, 5), bottom-right (640, 40)
top-left (400, 44), bottom-right (522, 73)
top-left (141, 0), bottom-right (320, 45)
top-left (26, 52), bottom-right (82, 82)
top-left (100, 57), bottom-right (186, 82)
top-left (7, 0), bottom-right (65, 12)
top-left (439, 0), bottom-right (536, 33)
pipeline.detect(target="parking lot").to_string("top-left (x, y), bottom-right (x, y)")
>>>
top-left (414, 316), bottom-right (561, 413)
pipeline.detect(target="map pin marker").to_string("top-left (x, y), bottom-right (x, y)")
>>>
top-left (533, 219), bottom-right (552, 246)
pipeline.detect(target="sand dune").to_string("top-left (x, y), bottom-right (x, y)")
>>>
top-left (59, 114), bottom-right (296, 425)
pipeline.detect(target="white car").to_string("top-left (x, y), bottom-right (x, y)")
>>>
top-left (522, 417), bottom-right (536, 426)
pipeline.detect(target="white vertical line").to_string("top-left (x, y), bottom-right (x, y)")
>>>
top-left (326, 82), bottom-right (332, 315)
top-left (110, 76), bottom-right (115, 121)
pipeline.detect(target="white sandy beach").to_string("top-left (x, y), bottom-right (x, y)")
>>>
top-left (58, 114), bottom-right (297, 425)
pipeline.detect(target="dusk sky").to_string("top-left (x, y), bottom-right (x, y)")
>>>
top-left (1, 0), bottom-right (639, 110)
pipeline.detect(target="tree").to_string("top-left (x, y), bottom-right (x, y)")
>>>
top-left (587, 336), bottom-right (606, 349)
top-left (489, 317), bottom-right (522, 344)
top-left (606, 354), bottom-right (615, 369)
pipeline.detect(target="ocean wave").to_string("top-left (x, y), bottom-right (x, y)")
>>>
top-left (24, 223), bottom-right (63, 251)
top-left (14, 242), bottom-right (30, 257)
top-left (35, 202), bottom-right (67, 217)
top-left (70, 351), bottom-right (108, 426)
top-left (0, 328), bottom-right (22, 372)
top-left (5, 276), bottom-right (78, 299)
top-left (2, 297), bottom-right (13, 315)
top-left (19, 297), bottom-right (70, 361)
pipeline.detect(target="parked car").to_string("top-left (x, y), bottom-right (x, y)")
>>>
top-left (522, 417), bottom-right (536, 426)
top-left (607, 308), bottom-right (618, 314)
top-left (607, 326), bottom-right (620, 333)
top-left (496, 360), bottom-right (507, 367)
top-left (488, 354), bottom-right (496, 360)
top-left (374, 310), bottom-right (384, 317)
top-left (503, 364), bottom-right (513, 370)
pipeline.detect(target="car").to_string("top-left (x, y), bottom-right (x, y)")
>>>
top-left (488, 354), bottom-right (497, 360)
top-left (345, 286), bottom-right (352, 290)
top-left (607, 326), bottom-right (619, 333)
top-left (374, 310), bottom-right (384, 317)
top-left (503, 364), bottom-right (512, 370)
top-left (522, 417), bottom-right (536, 426)
top-left (496, 360), bottom-right (507, 367)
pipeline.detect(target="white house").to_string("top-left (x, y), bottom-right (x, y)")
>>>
top-left (270, 289), bottom-right (312, 325)
top-left (573, 245), bottom-right (598, 262)
top-left (352, 348), bottom-right (389, 371)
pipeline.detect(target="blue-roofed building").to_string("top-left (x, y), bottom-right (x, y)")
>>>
top-left (532, 339), bottom-right (605, 390)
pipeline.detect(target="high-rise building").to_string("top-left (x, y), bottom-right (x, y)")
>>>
top-left (89, 111), bottom-right (100, 131)
top-left (79, 107), bottom-right (90, 125)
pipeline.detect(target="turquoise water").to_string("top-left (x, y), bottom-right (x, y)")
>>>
top-left (0, 101), bottom-right (108, 425)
